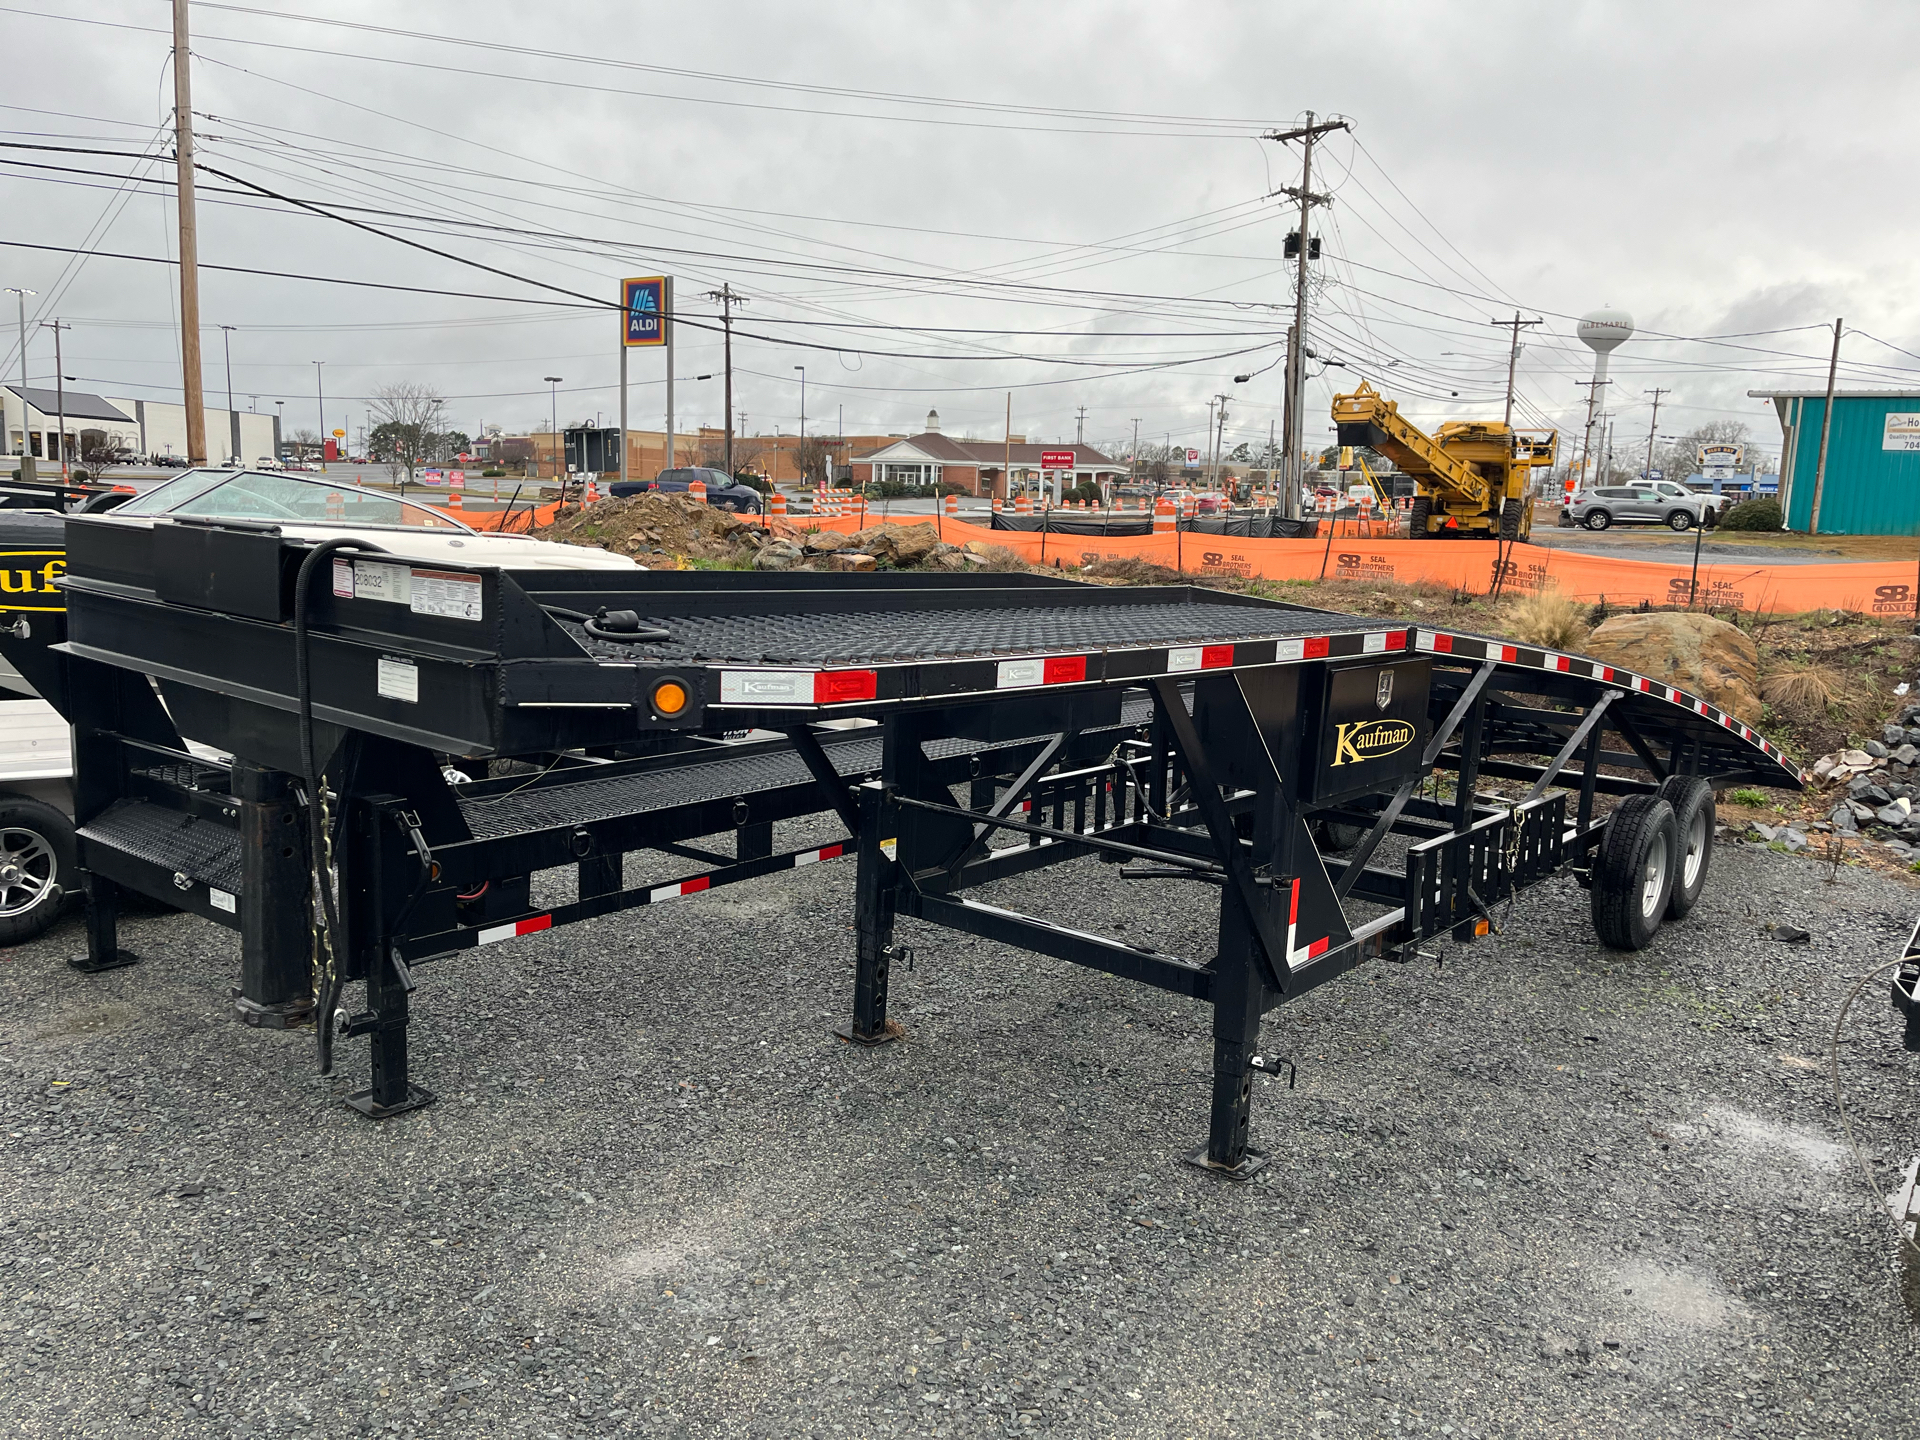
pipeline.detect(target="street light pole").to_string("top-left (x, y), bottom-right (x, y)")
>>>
top-left (793, 364), bottom-right (805, 485)
top-left (312, 361), bottom-right (326, 472)
top-left (4, 286), bottom-right (32, 463)
top-left (544, 376), bottom-right (563, 491)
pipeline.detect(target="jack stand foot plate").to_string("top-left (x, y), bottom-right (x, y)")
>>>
top-left (1184, 1144), bottom-right (1269, 1181)
top-left (344, 1084), bottom-right (436, 1120)
top-left (231, 991), bottom-right (315, 1030)
top-left (68, 949), bottom-right (139, 974)
top-left (834, 1019), bottom-right (903, 1048)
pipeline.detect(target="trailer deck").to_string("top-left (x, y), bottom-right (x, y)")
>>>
top-left (24, 512), bottom-right (1803, 1171)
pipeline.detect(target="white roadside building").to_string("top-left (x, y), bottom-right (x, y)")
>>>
top-left (3, 386), bottom-right (279, 465)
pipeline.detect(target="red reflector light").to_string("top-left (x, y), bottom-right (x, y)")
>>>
top-left (1430, 633), bottom-right (1453, 652)
top-left (1383, 631), bottom-right (1407, 651)
top-left (1200, 644), bottom-right (1234, 669)
top-left (1303, 636), bottom-right (1330, 659)
top-left (813, 669), bottom-right (878, 703)
top-left (1043, 655), bottom-right (1087, 685)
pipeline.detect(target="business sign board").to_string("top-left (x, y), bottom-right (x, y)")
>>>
top-left (1041, 449), bottom-right (1076, 471)
top-left (1884, 413), bottom-right (1920, 452)
top-left (621, 276), bottom-right (668, 347)
top-left (1185, 448), bottom-right (1201, 466)
top-left (1698, 443), bottom-right (1743, 482)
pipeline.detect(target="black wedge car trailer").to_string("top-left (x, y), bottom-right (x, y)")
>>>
top-left (36, 512), bottom-right (1804, 1174)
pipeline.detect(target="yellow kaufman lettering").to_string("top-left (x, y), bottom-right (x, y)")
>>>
top-left (1330, 719), bottom-right (1415, 766)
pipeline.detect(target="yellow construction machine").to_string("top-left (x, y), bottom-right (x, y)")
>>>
top-left (1331, 382), bottom-right (1557, 539)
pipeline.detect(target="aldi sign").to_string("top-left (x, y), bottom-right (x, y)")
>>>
top-left (622, 276), bottom-right (668, 347)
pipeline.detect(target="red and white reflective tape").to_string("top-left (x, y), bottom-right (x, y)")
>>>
top-left (477, 914), bottom-right (552, 946)
top-left (718, 668), bottom-right (878, 706)
top-left (1362, 630), bottom-right (1409, 654)
top-left (996, 655), bottom-right (1088, 689)
top-left (1284, 877), bottom-right (1329, 970)
top-left (1274, 635), bottom-right (1334, 662)
top-left (792, 842), bottom-right (845, 867)
top-left (1167, 643), bottom-right (1234, 673)
top-left (649, 875), bottom-right (712, 904)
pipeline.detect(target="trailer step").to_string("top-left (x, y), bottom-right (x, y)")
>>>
top-left (77, 799), bottom-right (243, 896)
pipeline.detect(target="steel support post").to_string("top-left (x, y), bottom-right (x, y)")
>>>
top-left (577, 852), bottom-right (622, 900)
top-left (232, 759), bottom-right (314, 1027)
top-left (1452, 692), bottom-right (1489, 833)
top-left (1197, 878), bottom-right (1271, 1175)
top-left (70, 869), bottom-right (138, 973)
top-left (340, 797), bottom-right (434, 1118)
top-left (839, 779), bottom-right (898, 1046)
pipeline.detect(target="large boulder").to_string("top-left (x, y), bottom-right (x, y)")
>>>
top-left (1582, 612), bottom-right (1762, 724)
top-left (752, 539), bottom-right (805, 572)
top-left (850, 522), bottom-right (942, 567)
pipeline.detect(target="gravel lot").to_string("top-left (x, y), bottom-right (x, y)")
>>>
top-left (3, 826), bottom-right (1918, 1439)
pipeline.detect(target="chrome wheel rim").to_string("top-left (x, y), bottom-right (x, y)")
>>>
top-left (1682, 805), bottom-right (1707, 889)
top-left (0, 826), bottom-right (56, 918)
top-left (1639, 832), bottom-right (1669, 920)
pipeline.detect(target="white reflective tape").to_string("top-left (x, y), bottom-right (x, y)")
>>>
top-left (1167, 646), bottom-right (1203, 673)
top-left (477, 922), bottom-right (517, 945)
top-left (1274, 638), bottom-right (1306, 662)
top-left (1415, 633), bottom-right (1438, 653)
top-left (1363, 632), bottom-right (1388, 654)
top-left (996, 658), bottom-right (1044, 689)
top-left (719, 669), bottom-right (813, 705)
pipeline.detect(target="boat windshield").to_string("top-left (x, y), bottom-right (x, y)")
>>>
top-left (116, 470), bottom-right (470, 532)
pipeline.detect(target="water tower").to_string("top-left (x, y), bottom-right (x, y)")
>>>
top-left (1576, 306), bottom-right (1633, 485)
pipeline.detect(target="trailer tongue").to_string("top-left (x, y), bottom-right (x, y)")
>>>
top-left (33, 511), bottom-right (1802, 1171)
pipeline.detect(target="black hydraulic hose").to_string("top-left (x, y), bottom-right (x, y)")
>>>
top-left (540, 604), bottom-right (672, 645)
top-left (293, 536), bottom-right (386, 1075)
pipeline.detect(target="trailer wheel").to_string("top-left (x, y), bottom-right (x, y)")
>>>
top-left (1408, 496), bottom-right (1431, 539)
top-left (1315, 819), bottom-right (1367, 853)
top-left (1657, 776), bottom-right (1715, 919)
top-left (0, 799), bottom-right (75, 946)
top-left (1590, 795), bottom-right (1677, 951)
top-left (1499, 497), bottom-right (1525, 541)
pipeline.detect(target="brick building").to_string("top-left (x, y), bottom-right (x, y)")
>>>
top-left (851, 410), bottom-right (1120, 499)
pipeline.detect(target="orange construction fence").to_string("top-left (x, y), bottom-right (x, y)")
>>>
top-left (448, 502), bottom-right (1915, 617)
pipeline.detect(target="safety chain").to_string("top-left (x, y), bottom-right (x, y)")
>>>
top-left (308, 781), bottom-right (341, 1052)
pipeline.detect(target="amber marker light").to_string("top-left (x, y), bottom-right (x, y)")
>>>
top-left (650, 678), bottom-right (690, 716)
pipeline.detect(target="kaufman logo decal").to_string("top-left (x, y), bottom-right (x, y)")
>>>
top-left (1332, 717), bottom-right (1415, 766)
top-left (0, 551), bottom-right (65, 612)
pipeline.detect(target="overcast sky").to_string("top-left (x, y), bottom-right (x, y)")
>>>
top-left (5, 0), bottom-right (1919, 467)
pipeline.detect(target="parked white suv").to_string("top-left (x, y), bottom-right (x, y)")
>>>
top-left (1561, 479), bottom-right (1720, 532)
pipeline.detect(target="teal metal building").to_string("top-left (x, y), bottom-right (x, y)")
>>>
top-left (1752, 388), bottom-right (1920, 534)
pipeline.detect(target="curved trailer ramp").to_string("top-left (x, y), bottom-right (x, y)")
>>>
top-left (37, 513), bottom-right (1802, 1171)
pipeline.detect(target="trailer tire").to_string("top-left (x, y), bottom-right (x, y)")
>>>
top-left (1590, 795), bottom-right (1677, 951)
top-left (1499, 497), bottom-right (1525, 541)
top-left (1315, 819), bottom-right (1367, 853)
top-left (1657, 776), bottom-right (1715, 919)
top-left (0, 798), bottom-right (75, 946)
top-left (1408, 496), bottom-right (1431, 539)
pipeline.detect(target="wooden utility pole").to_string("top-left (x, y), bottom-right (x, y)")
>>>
top-left (1640, 387), bottom-right (1669, 484)
top-left (41, 320), bottom-right (70, 479)
top-left (705, 284), bottom-right (744, 477)
top-left (1489, 312), bottom-right (1542, 428)
top-left (1003, 393), bottom-right (1012, 502)
top-left (172, 0), bottom-right (207, 465)
top-left (1264, 113), bottom-right (1349, 519)
top-left (1809, 317), bottom-right (1843, 535)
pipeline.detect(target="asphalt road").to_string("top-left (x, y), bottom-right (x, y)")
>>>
top-left (3, 823), bottom-right (1917, 1438)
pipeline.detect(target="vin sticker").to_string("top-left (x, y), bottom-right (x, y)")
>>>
top-left (352, 560), bottom-right (411, 605)
top-left (408, 568), bottom-right (483, 621)
top-left (376, 655), bottom-right (419, 704)
top-left (208, 887), bottom-right (236, 914)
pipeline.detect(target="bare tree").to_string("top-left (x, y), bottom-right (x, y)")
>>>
top-left (368, 381), bottom-right (448, 489)
top-left (794, 435), bottom-right (835, 487)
